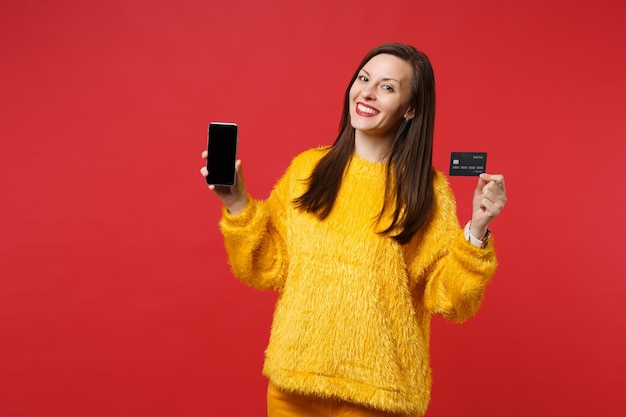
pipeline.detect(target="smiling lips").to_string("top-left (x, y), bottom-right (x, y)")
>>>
top-left (356, 102), bottom-right (380, 117)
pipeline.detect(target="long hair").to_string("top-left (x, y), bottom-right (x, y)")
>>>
top-left (293, 43), bottom-right (436, 245)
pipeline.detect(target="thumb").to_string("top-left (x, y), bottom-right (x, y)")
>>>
top-left (235, 159), bottom-right (243, 181)
top-left (475, 173), bottom-right (489, 193)
top-left (478, 173), bottom-right (506, 193)
top-left (234, 159), bottom-right (247, 192)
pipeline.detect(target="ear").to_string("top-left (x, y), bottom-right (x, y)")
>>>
top-left (404, 108), bottom-right (415, 120)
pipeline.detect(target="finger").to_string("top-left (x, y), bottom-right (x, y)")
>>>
top-left (482, 181), bottom-right (505, 199)
top-left (481, 192), bottom-right (506, 213)
top-left (484, 182), bottom-right (508, 207)
top-left (477, 197), bottom-right (504, 218)
top-left (234, 159), bottom-right (245, 186)
top-left (200, 166), bottom-right (208, 177)
top-left (202, 150), bottom-right (208, 159)
top-left (480, 173), bottom-right (506, 192)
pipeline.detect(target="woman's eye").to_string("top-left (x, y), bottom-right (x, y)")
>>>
top-left (382, 85), bottom-right (394, 92)
top-left (359, 75), bottom-right (368, 82)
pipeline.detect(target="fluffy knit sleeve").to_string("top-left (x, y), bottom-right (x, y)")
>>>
top-left (413, 171), bottom-right (498, 323)
top-left (218, 164), bottom-right (293, 292)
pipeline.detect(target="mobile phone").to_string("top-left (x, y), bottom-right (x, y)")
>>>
top-left (206, 122), bottom-right (238, 186)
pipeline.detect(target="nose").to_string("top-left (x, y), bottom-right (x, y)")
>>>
top-left (360, 83), bottom-right (376, 100)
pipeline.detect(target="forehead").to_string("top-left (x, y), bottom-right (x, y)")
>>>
top-left (361, 53), bottom-right (412, 82)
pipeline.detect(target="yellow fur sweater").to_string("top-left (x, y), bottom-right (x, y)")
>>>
top-left (219, 148), bottom-right (497, 415)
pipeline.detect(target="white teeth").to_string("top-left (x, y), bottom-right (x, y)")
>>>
top-left (357, 103), bottom-right (378, 115)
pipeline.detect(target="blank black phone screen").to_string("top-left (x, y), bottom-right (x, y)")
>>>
top-left (206, 122), bottom-right (238, 186)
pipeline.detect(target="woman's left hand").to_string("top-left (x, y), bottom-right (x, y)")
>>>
top-left (470, 173), bottom-right (507, 239)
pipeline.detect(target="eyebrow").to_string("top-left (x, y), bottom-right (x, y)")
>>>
top-left (360, 69), bottom-right (400, 83)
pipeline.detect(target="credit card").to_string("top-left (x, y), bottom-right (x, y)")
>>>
top-left (449, 152), bottom-right (487, 176)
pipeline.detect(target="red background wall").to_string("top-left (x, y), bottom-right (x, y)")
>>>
top-left (1, 0), bottom-right (625, 416)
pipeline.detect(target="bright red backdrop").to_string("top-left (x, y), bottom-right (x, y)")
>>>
top-left (1, 0), bottom-right (625, 416)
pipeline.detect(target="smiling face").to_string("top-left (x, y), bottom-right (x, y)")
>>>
top-left (349, 53), bottom-right (414, 142)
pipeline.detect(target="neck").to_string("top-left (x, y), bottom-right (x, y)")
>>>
top-left (354, 130), bottom-right (393, 163)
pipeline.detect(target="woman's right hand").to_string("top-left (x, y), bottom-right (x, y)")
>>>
top-left (200, 150), bottom-right (249, 215)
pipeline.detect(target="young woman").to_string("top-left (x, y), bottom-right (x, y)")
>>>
top-left (200, 43), bottom-right (507, 417)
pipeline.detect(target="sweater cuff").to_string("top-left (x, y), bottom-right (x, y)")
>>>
top-left (456, 228), bottom-right (497, 261)
top-left (219, 195), bottom-right (259, 229)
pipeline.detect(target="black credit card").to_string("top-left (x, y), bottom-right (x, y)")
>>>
top-left (449, 152), bottom-right (487, 176)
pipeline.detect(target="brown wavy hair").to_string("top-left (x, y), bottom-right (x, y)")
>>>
top-left (293, 43), bottom-right (436, 244)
